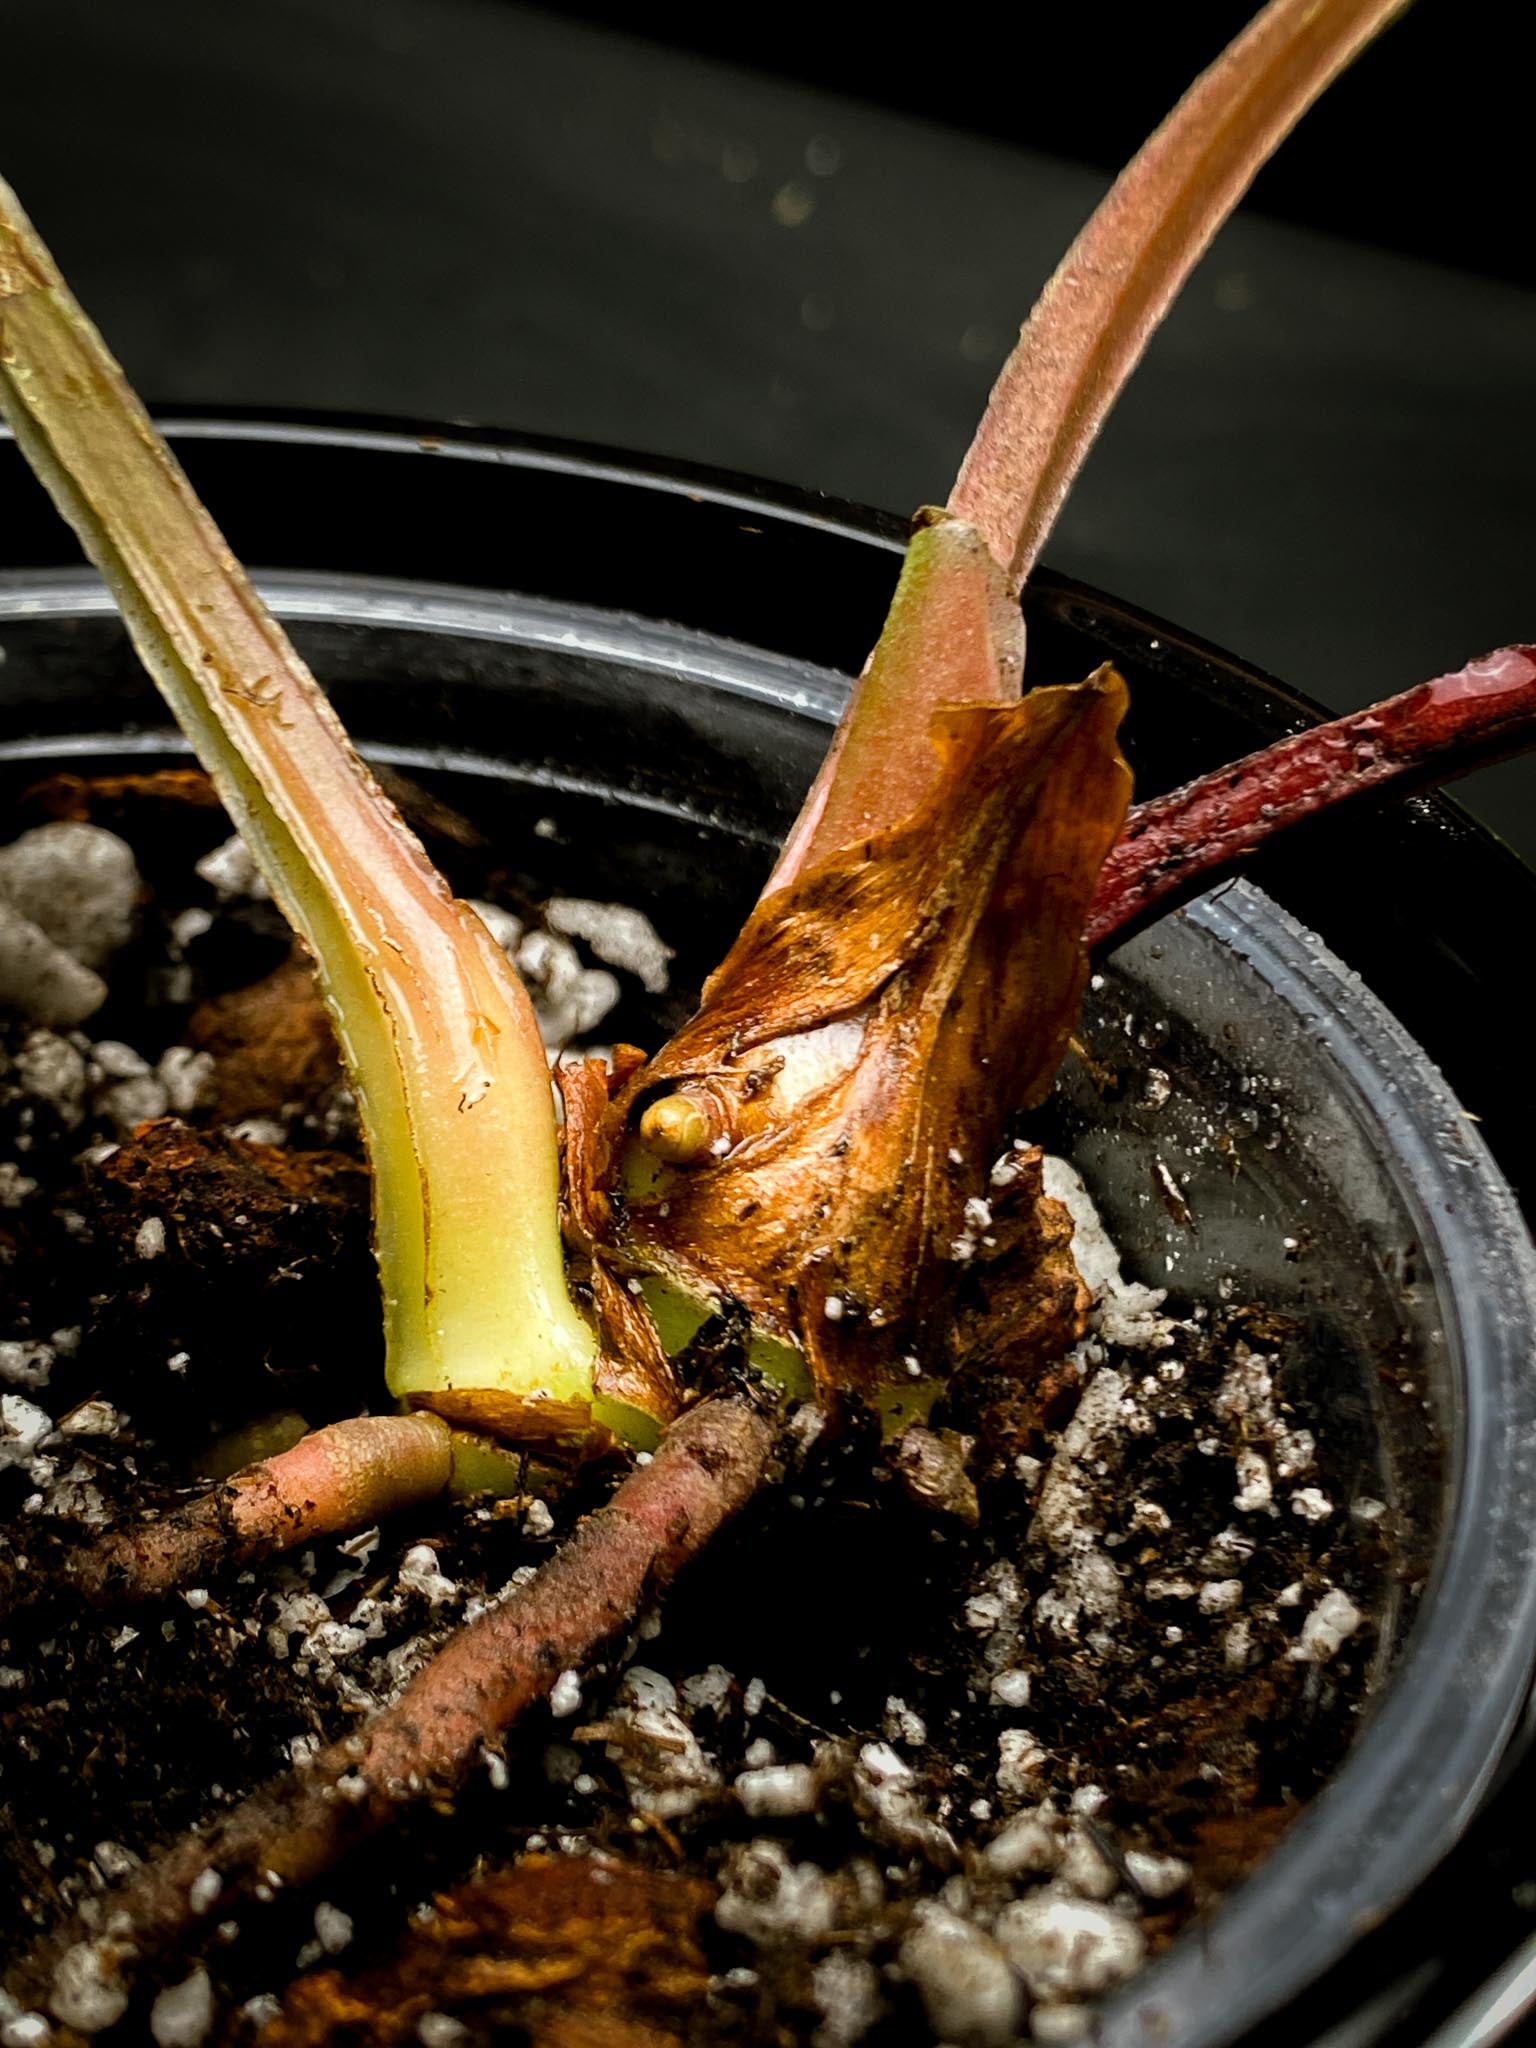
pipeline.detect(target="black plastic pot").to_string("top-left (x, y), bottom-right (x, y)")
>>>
top-left (4, 419), bottom-right (1536, 2048)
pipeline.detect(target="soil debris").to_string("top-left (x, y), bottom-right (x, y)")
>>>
top-left (184, 958), bottom-right (342, 1126)
top-left (255, 1855), bottom-right (714, 2048)
top-left (0, 776), bottom-right (1400, 2045)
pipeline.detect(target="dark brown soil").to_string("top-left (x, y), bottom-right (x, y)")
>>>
top-left (0, 773), bottom-right (1401, 2047)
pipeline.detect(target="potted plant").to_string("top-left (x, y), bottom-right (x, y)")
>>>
top-left (3, 0), bottom-right (1536, 2042)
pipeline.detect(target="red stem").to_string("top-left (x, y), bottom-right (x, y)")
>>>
top-left (1086, 646), bottom-right (1536, 950)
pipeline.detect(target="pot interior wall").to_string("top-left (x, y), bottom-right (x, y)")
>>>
top-left (1058, 934), bottom-right (1445, 1688)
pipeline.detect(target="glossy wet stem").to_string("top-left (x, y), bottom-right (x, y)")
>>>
top-left (1087, 646), bottom-right (1536, 949)
top-left (0, 179), bottom-right (611, 1435)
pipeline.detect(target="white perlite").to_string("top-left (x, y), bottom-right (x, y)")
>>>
top-left (715, 1840), bottom-right (837, 1947)
top-left (314, 1901), bottom-right (354, 1955)
top-left (736, 1764), bottom-right (818, 1818)
top-left (548, 1669), bottom-right (583, 1717)
top-left (170, 906), bottom-right (214, 950)
top-left (148, 1968), bottom-right (213, 2048)
top-left (0, 902), bottom-right (106, 1029)
top-left (1, 2012), bottom-right (53, 2048)
top-left (1058, 1830), bottom-right (1119, 1901)
top-left (680, 1665), bottom-right (733, 1714)
top-left (195, 834), bottom-right (269, 901)
top-left (1232, 1450), bottom-right (1273, 1515)
top-left (810, 1949), bottom-right (881, 2048)
top-left (1031, 1368), bottom-right (1126, 1640)
top-left (159, 1046), bottom-right (216, 1116)
top-left (0, 1163), bottom-right (39, 1209)
top-left (900, 1903), bottom-right (1022, 2048)
top-left (468, 900), bottom-right (523, 953)
top-left (0, 1341), bottom-right (52, 1390)
top-left (593, 1678), bottom-right (721, 1821)
top-left (2, 1394), bottom-right (52, 1470)
top-left (848, 1741), bottom-right (955, 1865)
top-left (417, 2016), bottom-right (470, 2048)
top-left (48, 1942), bottom-right (129, 2035)
top-left (1203, 1526), bottom-right (1255, 1567)
top-left (996, 1728), bottom-right (1049, 1802)
top-left (98, 1069), bottom-right (170, 1135)
top-left (989, 1668), bottom-right (1032, 1709)
top-left (13, 1032), bottom-right (87, 1125)
top-left (964, 1561), bottom-right (1024, 1638)
top-left (0, 824), bottom-right (139, 969)
top-left (1123, 1850), bottom-right (1191, 1899)
top-left (227, 1116), bottom-right (285, 1147)
top-left (1216, 1348), bottom-right (1315, 1517)
top-left (1031, 2003), bottom-right (1091, 2043)
top-left (982, 1808), bottom-right (1062, 1880)
top-left (1290, 1488), bottom-right (1334, 1523)
top-left (545, 898), bottom-right (673, 994)
top-left (60, 1400), bottom-right (124, 1439)
top-left (397, 1545), bottom-right (460, 1609)
top-left (506, 927), bottom-right (620, 1050)
top-left (883, 1696), bottom-right (927, 1746)
top-left (1031, 1370), bottom-right (1126, 1553)
top-left (618, 1666), bottom-right (677, 1713)
top-left (1289, 1587), bottom-right (1363, 1664)
top-left (1145, 1575), bottom-right (1196, 1602)
top-left (994, 1890), bottom-right (1146, 2000)
top-left (1040, 1155), bottom-right (1170, 1348)
top-left (1199, 1578), bottom-right (1244, 1616)
top-left (950, 1194), bottom-right (994, 1263)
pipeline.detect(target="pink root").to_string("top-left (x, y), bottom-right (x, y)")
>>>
top-left (24, 1412), bottom-right (452, 1616)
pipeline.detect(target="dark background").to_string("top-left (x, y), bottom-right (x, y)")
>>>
top-left (4, 0), bottom-right (1533, 861)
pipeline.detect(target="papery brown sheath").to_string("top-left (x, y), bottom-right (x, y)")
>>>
top-left (607, 654), bottom-right (1132, 1395)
